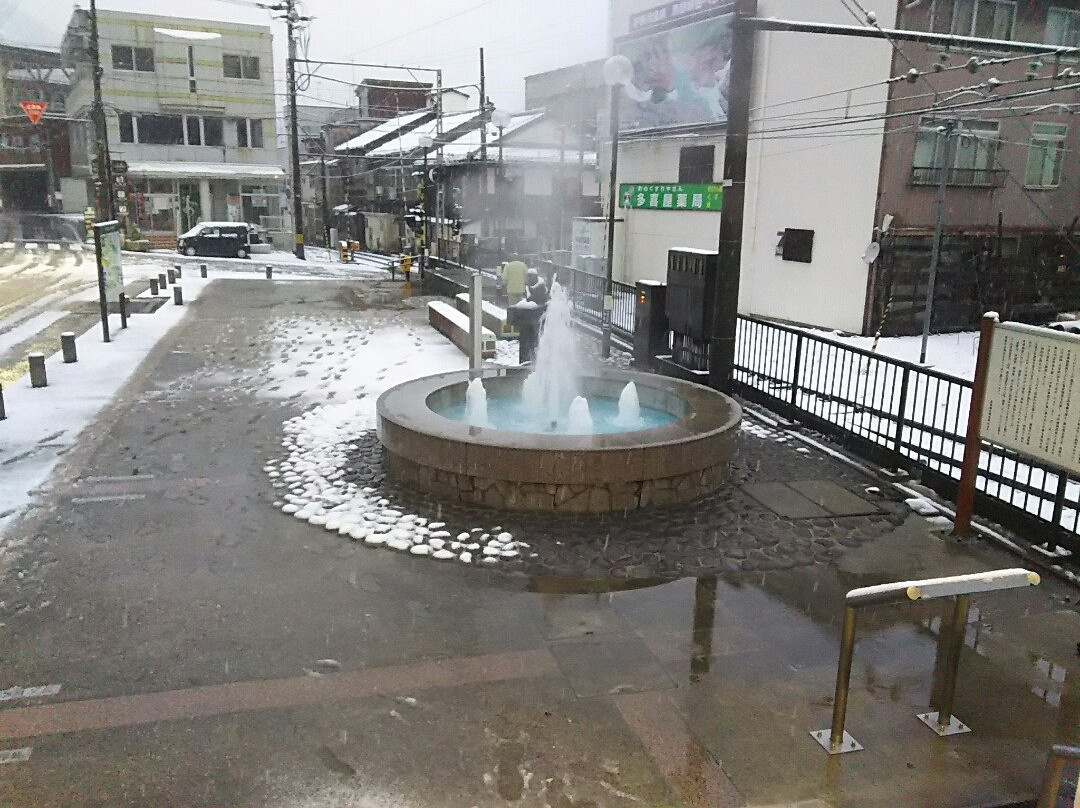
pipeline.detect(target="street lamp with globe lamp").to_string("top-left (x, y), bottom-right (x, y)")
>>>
top-left (418, 133), bottom-right (434, 277)
top-left (490, 109), bottom-right (512, 257)
top-left (601, 54), bottom-right (633, 359)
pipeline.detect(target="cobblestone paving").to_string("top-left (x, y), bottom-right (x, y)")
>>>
top-left (340, 418), bottom-right (909, 580)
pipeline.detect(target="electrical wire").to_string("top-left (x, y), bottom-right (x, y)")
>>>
top-left (341, 0), bottom-right (506, 59)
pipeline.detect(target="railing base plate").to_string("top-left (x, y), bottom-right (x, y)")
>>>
top-left (810, 729), bottom-right (863, 754)
top-left (916, 711), bottom-right (971, 737)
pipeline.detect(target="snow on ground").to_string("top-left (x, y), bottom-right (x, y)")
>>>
top-left (799, 327), bottom-right (980, 381)
top-left (0, 277), bottom-right (215, 542)
top-left (255, 313), bottom-right (531, 567)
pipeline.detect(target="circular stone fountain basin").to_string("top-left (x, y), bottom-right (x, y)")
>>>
top-left (376, 367), bottom-right (742, 513)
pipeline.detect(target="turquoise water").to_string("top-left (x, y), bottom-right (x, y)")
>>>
top-left (435, 396), bottom-right (678, 435)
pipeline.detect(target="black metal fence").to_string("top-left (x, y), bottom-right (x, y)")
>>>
top-left (538, 261), bottom-right (637, 343)
top-left (734, 315), bottom-right (1079, 557)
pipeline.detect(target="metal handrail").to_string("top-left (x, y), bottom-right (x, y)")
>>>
top-left (1038, 745), bottom-right (1080, 808)
top-left (812, 568), bottom-right (1040, 755)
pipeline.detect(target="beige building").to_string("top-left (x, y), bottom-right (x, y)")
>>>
top-left (62, 7), bottom-right (284, 247)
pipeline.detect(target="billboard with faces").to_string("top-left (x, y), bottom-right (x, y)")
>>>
top-left (615, 4), bottom-right (735, 132)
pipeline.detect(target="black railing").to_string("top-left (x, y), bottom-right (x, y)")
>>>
top-left (909, 166), bottom-right (1008, 188)
top-left (540, 261), bottom-right (637, 343)
top-left (734, 315), bottom-right (1079, 558)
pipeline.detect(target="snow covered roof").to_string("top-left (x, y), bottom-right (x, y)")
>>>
top-left (126, 161), bottom-right (283, 180)
top-left (334, 110), bottom-right (433, 153)
top-left (154, 27), bottom-right (222, 40)
top-left (365, 111), bottom-right (481, 159)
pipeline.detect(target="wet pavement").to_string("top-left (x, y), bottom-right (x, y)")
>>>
top-left (0, 279), bottom-right (1077, 807)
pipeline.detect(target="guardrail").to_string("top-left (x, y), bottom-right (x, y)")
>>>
top-left (812, 568), bottom-right (1041, 755)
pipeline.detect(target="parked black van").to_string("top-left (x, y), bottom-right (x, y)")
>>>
top-left (177, 222), bottom-right (256, 259)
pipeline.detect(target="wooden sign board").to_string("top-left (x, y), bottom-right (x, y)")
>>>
top-left (982, 321), bottom-right (1080, 474)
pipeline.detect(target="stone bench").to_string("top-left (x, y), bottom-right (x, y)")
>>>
top-left (428, 301), bottom-right (496, 359)
top-left (454, 293), bottom-right (513, 338)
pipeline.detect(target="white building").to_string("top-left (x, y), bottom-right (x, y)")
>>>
top-left (608, 0), bottom-right (896, 333)
top-left (62, 7), bottom-right (284, 247)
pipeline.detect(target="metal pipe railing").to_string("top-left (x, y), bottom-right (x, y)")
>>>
top-left (812, 568), bottom-right (1040, 755)
top-left (1037, 744), bottom-right (1080, 808)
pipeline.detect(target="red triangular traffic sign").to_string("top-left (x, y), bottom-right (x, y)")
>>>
top-left (19, 100), bottom-right (47, 124)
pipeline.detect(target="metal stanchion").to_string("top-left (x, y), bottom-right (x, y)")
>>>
top-left (149, 277), bottom-right (159, 296)
top-left (166, 268), bottom-right (176, 285)
top-left (61, 332), bottom-right (77, 363)
top-left (1037, 745), bottom-right (1080, 808)
top-left (174, 262), bottom-right (182, 279)
top-left (265, 265), bottom-right (273, 279)
top-left (158, 272), bottom-right (168, 289)
top-left (119, 293), bottom-right (128, 329)
top-left (811, 569), bottom-right (1040, 754)
top-left (200, 263), bottom-right (207, 278)
top-left (173, 286), bottom-right (183, 306)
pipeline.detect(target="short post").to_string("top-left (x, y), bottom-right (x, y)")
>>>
top-left (119, 292), bottom-right (128, 329)
top-left (166, 268), bottom-right (176, 285)
top-left (0, 383), bottom-right (6, 419)
top-left (954, 313), bottom-right (998, 537)
top-left (149, 277), bottom-right (159, 296)
top-left (389, 260), bottom-right (396, 281)
top-left (469, 271), bottom-right (483, 372)
top-left (27, 353), bottom-right (47, 388)
top-left (158, 272), bottom-right (167, 289)
top-left (173, 286), bottom-right (183, 306)
top-left (265, 264), bottom-right (273, 279)
top-left (60, 332), bottom-right (77, 363)
top-left (1037, 745), bottom-right (1080, 808)
top-left (173, 263), bottom-right (182, 279)
top-left (200, 263), bottom-right (207, 278)
top-left (816, 606), bottom-right (862, 754)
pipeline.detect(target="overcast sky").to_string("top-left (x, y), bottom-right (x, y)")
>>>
top-left (2, 0), bottom-right (609, 111)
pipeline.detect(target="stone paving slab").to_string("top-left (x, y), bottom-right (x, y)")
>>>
top-left (788, 479), bottom-right (881, 517)
top-left (741, 481), bottom-right (832, 519)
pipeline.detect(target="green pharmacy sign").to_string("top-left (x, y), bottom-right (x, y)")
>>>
top-left (619, 183), bottom-right (723, 212)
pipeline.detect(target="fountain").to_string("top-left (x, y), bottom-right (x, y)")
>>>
top-left (377, 278), bottom-right (742, 513)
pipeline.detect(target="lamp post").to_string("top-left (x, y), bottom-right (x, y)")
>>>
top-left (419, 133), bottom-right (434, 278)
top-left (601, 54), bottom-right (633, 359)
top-left (491, 109), bottom-right (512, 260)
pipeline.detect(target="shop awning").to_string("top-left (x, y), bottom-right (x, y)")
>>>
top-left (124, 162), bottom-right (285, 181)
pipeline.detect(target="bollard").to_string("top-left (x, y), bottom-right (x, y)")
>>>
top-left (119, 293), bottom-right (128, 329)
top-left (149, 277), bottom-right (159, 296)
top-left (28, 353), bottom-right (47, 388)
top-left (174, 263), bottom-right (182, 279)
top-left (173, 286), bottom-right (183, 306)
top-left (61, 332), bottom-right (77, 363)
top-left (0, 383), bottom-right (6, 419)
top-left (200, 263), bottom-right (207, 278)
top-left (167, 268), bottom-right (176, 285)
top-left (158, 272), bottom-right (167, 289)
top-left (265, 265), bottom-right (273, 279)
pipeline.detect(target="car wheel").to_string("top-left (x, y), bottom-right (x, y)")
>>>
top-left (184, 246), bottom-right (196, 256)
top-left (236, 248), bottom-right (248, 259)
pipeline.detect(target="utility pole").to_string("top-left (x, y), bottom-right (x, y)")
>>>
top-left (478, 49), bottom-right (487, 164)
top-left (89, 0), bottom-right (114, 221)
top-left (708, 0), bottom-right (757, 392)
top-left (320, 154), bottom-right (331, 254)
top-left (281, 0), bottom-right (306, 259)
top-left (920, 121), bottom-right (957, 364)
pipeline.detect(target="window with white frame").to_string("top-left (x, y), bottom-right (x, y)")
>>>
top-left (1046, 7), bottom-right (1080, 48)
top-left (912, 118), bottom-right (1002, 186)
top-left (1025, 123), bottom-right (1068, 188)
top-left (111, 44), bottom-right (154, 72)
top-left (950, 0), bottom-right (1017, 39)
top-left (234, 119), bottom-right (264, 149)
top-left (223, 55), bottom-right (260, 80)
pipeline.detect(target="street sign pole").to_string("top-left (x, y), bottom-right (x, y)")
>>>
top-left (92, 222), bottom-right (112, 343)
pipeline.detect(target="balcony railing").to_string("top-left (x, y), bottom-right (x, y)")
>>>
top-left (910, 166), bottom-right (1008, 188)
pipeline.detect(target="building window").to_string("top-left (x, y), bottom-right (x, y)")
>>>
top-left (1025, 123), bottom-right (1068, 188)
top-left (204, 117), bottom-right (224, 147)
top-left (678, 145), bottom-right (714, 184)
top-left (187, 45), bottom-right (197, 94)
top-left (949, 0), bottom-right (1017, 39)
top-left (118, 112), bottom-right (134, 143)
top-left (911, 118), bottom-right (1004, 187)
top-left (111, 45), bottom-right (154, 72)
top-left (137, 114), bottom-right (184, 145)
top-left (223, 54), bottom-right (260, 79)
top-left (777, 228), bottom-right (814, 263)
top-left (235, 118), bottom-right (249, 148)
top-left (1046, 7), bottom-right (1080, 48)
top-left (185, 115), bottom-right (201, 146)
top-left (234, 119), bottom-right (264, 149)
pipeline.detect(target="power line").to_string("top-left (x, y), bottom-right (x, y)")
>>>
top-left (341, 0), bottom-right (505, 59)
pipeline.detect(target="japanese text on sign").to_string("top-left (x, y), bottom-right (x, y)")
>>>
top-left (982, 322), bottom-right (1080, 474)
top-left (619, 183), bottom-right (723, 212)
